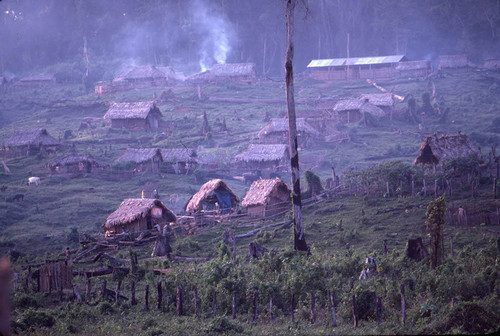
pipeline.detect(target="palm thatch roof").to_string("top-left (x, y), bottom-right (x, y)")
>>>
top-left (115, 148), bottom-right (163, 164)
top-left (333, 99), bottom-right (386, 118)
top-left (184, 179), bottom-right (239, 213)
top-left (413, 133), bottom-right (479, 166)
top-left (258, 118), bottom-right (320, 138)
top-left (242, 178), bottom-right (291, 207)
top-left (438, 55), bottom-right (469, 69)
top-left (4, 129), bottom-right (60, 147)
top-left (396, 60), bottom-right (431, 71)
top-left (104, 198), bottom-right (176, 229)
top-left (48, 153), bottom-right (108, 169)
top-left (210, 63), bottom-right (256, 77)
top-left (359, 93), bottom-right (394, 107)
top-left (160, 148), bottom-right (198, 164)
top-left (104, 101), bottom-right (160, 120)
top-left (234, 144), bottom-right (289, 163)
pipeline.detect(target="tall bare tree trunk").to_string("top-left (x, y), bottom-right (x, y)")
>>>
top-left (285, 0), bottom-right (308, 252)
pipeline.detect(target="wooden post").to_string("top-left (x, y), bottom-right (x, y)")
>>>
top-left (194, 287), bottom-right (199, 317)
top-left (400, 284), bottom-right (406, 325)
top-left (493, 177), bottom-right (497, 199)
top-left (352, 294), bottom-right (358, 327)
top-left (101, 279), bottom-right (107, 300)
top-left (176, 285), bottom-right (183, 316)
top-left (232, 237), bottom-right (236, 263)
top-left (338, 219), bottom-right (343, 231)
top-left (423, 179), bottom-right (426, 196)
top-left (450, 236), bottom-right (454, 258)
top-left (253, 290), bottom-right (258, 323)
top-left (212, 289), bottom-right (217, 317)
top-left (310, 290), bottom-right (316, 324)
top-left (384, 239), bottom-right (388, 255)
top-left (269, 293), bottom-right (274, 322)
top-left (330, 291), bottom-right (336, 327)
top-left (290, 293), bottom-right (295, 323)
top-left (232, 291), bottom-right (237, 319)
top-left (130, 281), bottom-right (137, 306)
top-left (156, 280), bottom-right (162, 311)
top-left (144, 284), bottom-right (149, 311)
top-left (386, 181), bottom-right (390, 196)
top-left (73, 284), bottom-right (82, 302)
top-left (27, 267), bottom-right (32, 293)
top-left (115, 280), bottom-right (121, 304)
top-left (376, 296), bottom-right (382, 324)
top-left (13, 272), bottom-right (18, 292)
top-left (85, 278), bottom-right (92, 303)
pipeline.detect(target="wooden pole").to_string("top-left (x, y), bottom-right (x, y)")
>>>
top-left (144, 284), bottom-right (149, 311)
top-left (253, 290), bottom-right (258, 323)
top-left (270, 293), bottom-right (274, 322)
top-left (194, 287), bottom-right (199, 317)
top-left (85, 278), bottom-right (92, 303)
top-left (450, 236), bottom-right (454, 258)
top-left (352, 294), bottom-right (358, 327)
top-left (330, 291), bottom-right (336, 327)
top-left (384, 239), bottom-right (388, 255)
top-left (101, 279), bottom-right (107, 300)
top-left (376, 296), bottom-right (382, 324)
top-left (386, 181), bottom-right (390, 196)
top-left (310, 290), bottom-right (316, 324)
top-left (423, 179), bottom-right (426, 196)
top-left (130, 281), bottom-right (137, 306)
top-left (290, 293), bottom-right (295, 323)
top-left (115, 280), bottom-right (121, 304)
top-left (285, 0), bottom-right (308, 251)
top-left (73, 284), bottom-right (82, 302)
top-left (176, 285), bottom-right (183, 316)
top-left (212, 289), bottom-right (217, 317)
top-left (156, 280), bottom-right (162, 311)
top-left (400, 284), bottom-right (406, 325)
top-left (232, 291), bottom-right (237, 319)
top-left (493, 177), bottom-right (497, 199)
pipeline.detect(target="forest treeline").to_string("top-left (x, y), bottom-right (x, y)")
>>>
top-left (0, 0), bottom-right (499, 76)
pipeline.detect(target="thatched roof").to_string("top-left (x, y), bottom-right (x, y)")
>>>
top-left (184, 179), bottom-right (239, 213)
top-left (234, 144), bottom-right (289, 163)
top-left (334, 99), bottom-right (386, 118)
top-left (48, 153), bottom-right (108, 169)
top-left (115, 148), bottom-right (162, 164)
top-left (396, 60), bottom-right (431, 71)
top-left (210, 63), bottom-right (256, 77)
top-left (104, 101), bottom-right (160, 120)
top-left (438, 55), bottom-right (469, 69)
top-left (242, 178), bottom-right (291, 207)
top-left (19, 73), bottom-right (55, 82)
top-left (359, 93), bottom-right (394, 107)
top-left (4, 128), bottom-right (60, 147)
top-left (160, 148), bottom-right (197, 164)
top-left (104, 198), bottom-right (176, 229)
top-left (413, 133), bottom-right (479, 165)
top-left (258, 118), bottom-right (320, 138)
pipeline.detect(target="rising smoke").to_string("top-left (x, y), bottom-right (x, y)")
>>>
top-left (192, 0), bottom-right (233, 72)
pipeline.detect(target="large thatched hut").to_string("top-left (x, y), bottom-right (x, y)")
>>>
top-left (104, 198), bottom-right (176, 235)
top-left (413, 133), bottom-right (479, 167)
top-left (187, 63), bottom-right (256, 83)
top-left (4, 128), bottom-right (60, 156)
top-left (242, 178), bottom-right (291, 218)
top-left (185, 179), bottom-right (239, 214)
top-left (48, 153), bottom-right (108, 174)
top-left (233, 144), bottom-right (289, 175)
top-left (257, 118), bottom-right (320, 147)
top-left (359, 93), bottom-right (394, 115)
top-left (104, 101), bottom-right (162, 130)
top-left (437, 55), bottom-right (470, 72)
top-left (333, 99), bottom-right (385, 123)
top-left (114, 148), bottom-right (163, 173)
top-left (396, 60), bottom-right (431, 78)
top-left (160, 148), bottom-right (198, 174)
top-left (18, 73), bottom-right (56, 86)
top-left (112, 65), bottom-right (170, 88)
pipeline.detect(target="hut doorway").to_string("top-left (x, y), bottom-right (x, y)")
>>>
top-left (146, 215), bottom-right (152, 230)
top-left (215, 189), bottom-right (232, 214)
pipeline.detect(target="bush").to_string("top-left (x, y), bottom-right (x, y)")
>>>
top-left (204, 316), bottom-right (243, 333)
top-left (18, 308), bottom-right (56, 330)
top-left (97, 302), bottom-right (114, 315)
top-left (13, 294), bottom-right (40, 309)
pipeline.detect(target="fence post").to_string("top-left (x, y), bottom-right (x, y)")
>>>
top-left (310, 290), bottom-right (316, 324)
top-left (376, 296), bottom-right (382, 324)
top-left (253, 290), bottom-right (258, 323)
top-left (330, 291), bottom-right (336, 327)
top-left (269, 293), bottom-right (274, 322)
top-left (212, 289), bottom-right (217, 317)
top-left (232, 291), bottom-right (237, 319)
top-left (176, 285), bottom-right (183, 316)
top-left (130, 281), bottom-right (137, 306)
top-left (101, 279), bottom-right (107, 300)
top-left (400, 284), bottom-right (406, 325)
top-left (85, 277), bottom-right (92, 303)
top-left (352, 294), bottom-right (358, 327)
top-left (383, 239), bottom-right (388, 255)
top-left (156, 280), bottom-right (162, 311)
top-left (144, 284), bottom-right (149, 311)
top-left (194, 287), bottom-right (199, 317)
top-left (290, 293), bottom-right (295, 323)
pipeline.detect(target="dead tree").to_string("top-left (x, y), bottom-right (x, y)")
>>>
top-left (285, 0), bottom-right (308, 251)
top-left (0, 258), bottom-right (10, 336)
top-left (151, 225), bottom-right (172, 258)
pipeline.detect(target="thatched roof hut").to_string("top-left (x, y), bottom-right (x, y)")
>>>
top-left (233, 144), bottom-right (289, 170)
top-left (160, 148), bottom-right (198, 174)
top-left (242, 178), bottom-right (291, 217)
top-left (359, 93), bottom-right (394, 108)
top-left (186, 63), bottom-right (257, 83)
top-left (112, 65), bottom-right (178, 87)
top-left (438, 55), bottom-right (469, 71)
top-left (258, 118), bottom-right (320, 139)
top-left (115, 148), bottom-right (163, 173)
top-left (185, 179), bottom-right (239, 214)
top-left (413, 133), bottom-right (479, 166)
top-left (333, 99), bottom-right (385, 123)
top-left (48, 153), bottom-right (108, 174)
top-left (18, 73), bottom-right (56, 86)
top-left (104, 198), bottom-right (176, 234)
top-left (396, 60), bottom-right (431, 77)
top-left (104, 101), bottom-right (162, 130)
top-left (4, 128), bottom-right (60, 155)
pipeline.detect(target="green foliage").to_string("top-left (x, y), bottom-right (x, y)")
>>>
top-left (304, 170), bottom-right (324, 196)
top-left (67, 227), bottom-right (79, 244)
top-left (204, 316), bottom-right (243, 334)
top-left (97, 302), bottom-right (114, 315)
top-left (12, 293), bottom-right (40, 309)
top-left (426, 195), bottom-right (446, 268)
top-left (17, 308), bottom-right (56, 330)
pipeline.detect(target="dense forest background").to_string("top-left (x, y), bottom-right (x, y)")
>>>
top-left (0, 0), bottom-right (499, 77)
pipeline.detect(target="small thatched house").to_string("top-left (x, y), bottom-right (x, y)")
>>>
top-left (48, 153), bottom-right (108, 174)
top-left (437, 55), bottom-right (470, 72)
top-left (112, 65), bottom-right (171, 88)
top-left (114, 148), bottom-right (163, 173)
top-left (413, 133), bottom-right (479, 167)
top-left (257, 118), bottom-right (320, 146)
top-left (160, 148), bottom-right (198, 174)
top-left (18, 73), bottom-right (56, 86)
top-left (104, 101), bottom-right (162, 130)
top-left (4, 128), bottom-right (60, 156)
top-left (333, 99), bottom-right (385, 123)
top-left (233, 144), bottom-right (289, 174)
top-left (359, 93), bottom-right (394, 115)
top-left (396, 60), bottom-right (431, 78)
top-left (324, 129), bottom-right (351, 144)
top-left (185, 179), bottom-right (239, 214)
top-left (242, 178), bottom-right (291, 217)
top-left (187, 63), bottom-right (257, 83)
top-left (104, 198), bottom-right (176, 235)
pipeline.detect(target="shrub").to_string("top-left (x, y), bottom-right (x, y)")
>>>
top-left (13, 294), bottom-right (40, 309)
top-left (97, 302), bottom-right (114, 315)
top-left (19, 308), bottom-right (56, 330)
top-left (204, 316), bottom-right (243, 333)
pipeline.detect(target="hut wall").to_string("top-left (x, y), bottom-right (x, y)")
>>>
top-left (337, 110), bottom-right (362, 123)
top-left (309, 69), bottom-right (347, 81)
top-left (247, 204), bottom-right (266, 217)
top-left (110, 118), bottom-right (148, 130)
top-left (39, 261), bottom-right (73, 293)
top-left (265, 197), bottom-right (291, 217)
top-left (398, 68), bottom-right (429, 78)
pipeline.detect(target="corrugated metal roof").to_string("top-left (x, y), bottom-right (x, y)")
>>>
top-left (307, 55), bottom-right (406, 68)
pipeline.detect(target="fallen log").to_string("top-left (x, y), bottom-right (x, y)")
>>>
top-left (235, 220), bottom-right (292, 239)
top-left (74, 244), bottom-right (102, 261)
top-left (366, 79), bottom-right (404, 101)
top-left (90, 252), bottom-right (127, 265)
top-left (74, 267), bottom-right (130, 278)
